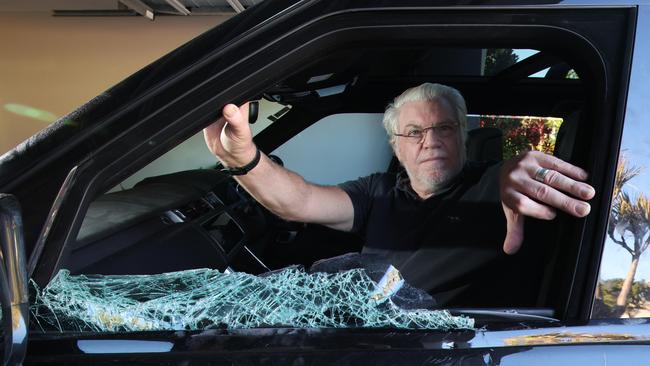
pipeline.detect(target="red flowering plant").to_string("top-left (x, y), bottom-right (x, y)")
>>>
top-left (479, 116), bottom-right (562, 159)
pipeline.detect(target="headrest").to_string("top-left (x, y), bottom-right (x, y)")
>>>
top-left (553, 110), bottom-right (580, 161)
top-left (466, 127), bottom-right (503, 162)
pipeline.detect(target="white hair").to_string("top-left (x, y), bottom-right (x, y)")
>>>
top-left (382, 83), bottom-right (468, 148)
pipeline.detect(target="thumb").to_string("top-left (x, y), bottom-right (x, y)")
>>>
top-left (502, 202), bottom-right (525, 255)
top-left (222, 102), bottom-right (254, 144)
top-left (223, 103), bottom-right (250, 129)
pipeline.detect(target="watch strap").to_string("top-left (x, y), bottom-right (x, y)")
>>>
top-left (221, 147), bottom-right (261, 176)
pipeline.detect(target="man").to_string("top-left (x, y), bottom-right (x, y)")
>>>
top-left (204, 83), bottom-right (595, 306)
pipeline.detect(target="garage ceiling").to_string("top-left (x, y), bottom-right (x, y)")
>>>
top-left (0, 0), bottom-right (263, 19)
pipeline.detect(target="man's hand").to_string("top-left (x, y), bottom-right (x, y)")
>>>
top-left (203, 102), bottom-right (257, 168)
top-left (500, 151), bottom-right (596, 254)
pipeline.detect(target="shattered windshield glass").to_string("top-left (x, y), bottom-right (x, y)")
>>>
top-left (31, 256), bottom-right (473, 332)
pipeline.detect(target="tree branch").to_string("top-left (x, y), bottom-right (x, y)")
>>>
top-left (613, 234), bottom-right (635, 255)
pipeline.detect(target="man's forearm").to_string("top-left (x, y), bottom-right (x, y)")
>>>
top-left (233, 152), bottom-right (318, 222)
top-left (204, 103), bottom-right (353, 230)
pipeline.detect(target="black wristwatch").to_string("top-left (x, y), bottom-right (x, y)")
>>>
top-left (221, 147), bottom-right (261, 176)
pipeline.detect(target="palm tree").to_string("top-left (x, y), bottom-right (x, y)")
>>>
top-left (607, 158), bottom-right (649, 316)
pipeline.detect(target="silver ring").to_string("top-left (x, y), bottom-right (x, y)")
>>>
top-left (534, 167), bottom-right (550, 183)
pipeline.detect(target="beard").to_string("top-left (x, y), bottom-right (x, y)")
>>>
top-left (394, 138), bottom-right (467, 197)
top-left (404, 154), bottom-right (465, 196)
top-left (414, 164), bottom-right (462, 191)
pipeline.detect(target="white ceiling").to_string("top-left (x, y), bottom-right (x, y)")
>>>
top-left (0, 1), bottom-right (118, 12)
top-left (0, 0), bottom-right (262, 15)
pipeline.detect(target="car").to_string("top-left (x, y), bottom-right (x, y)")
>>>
top-left (1, 0), bottom-right (650, 364)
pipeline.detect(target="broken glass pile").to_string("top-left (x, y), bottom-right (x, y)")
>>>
top-left (31, 266), bottom-right (474, 332)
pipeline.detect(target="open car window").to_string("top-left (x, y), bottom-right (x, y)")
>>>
top-left (30, 45), bottom-right (583, 334)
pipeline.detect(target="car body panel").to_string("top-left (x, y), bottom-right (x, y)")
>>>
top-left (25, 319), bottom-right (650, 364)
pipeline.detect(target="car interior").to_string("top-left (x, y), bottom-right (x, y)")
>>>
top-left (54, 44), bottom-right (590, 323)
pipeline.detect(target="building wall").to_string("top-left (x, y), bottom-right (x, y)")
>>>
top-left (0, 12), bottom-right (231, 154)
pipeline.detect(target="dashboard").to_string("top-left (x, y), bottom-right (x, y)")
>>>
top-left (64, 169), bottom-right (361, 276)
top-left (66, 169), bottom-right (270, 275)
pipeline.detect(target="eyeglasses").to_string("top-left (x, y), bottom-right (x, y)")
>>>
top-left (393, 122), bottom-right (459, 143)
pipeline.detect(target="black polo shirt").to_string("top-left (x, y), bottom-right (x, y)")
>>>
top-left (339, 162), bottom-right (544, 307)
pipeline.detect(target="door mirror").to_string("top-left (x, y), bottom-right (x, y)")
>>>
top-left (0, 194), bottom-right (29, 366)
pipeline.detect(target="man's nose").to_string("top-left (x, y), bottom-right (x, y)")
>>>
top-left (421, 127), bottom-right (443, 147)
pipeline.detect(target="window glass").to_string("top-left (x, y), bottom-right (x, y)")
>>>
top-left (567, 69), bottom-right (579, 79)
top-left (593, 153), bottom-right (650, 318)
top-left (470, 114), bottom-right (563, 159)
top-left (592, 154), bottom-right (650, 318)
top-left (529, 67), bottom-right (550, 78)
top-left (482, 49), bottom-right (567, 78)
top-left (108, 99), bottom-right (288, 192)
top-left (271, 113), bottom-right (393, 185)
top-left (483, 48), bottom-right (540, 76)
top-left (593, 38), bottom-right (650, 318)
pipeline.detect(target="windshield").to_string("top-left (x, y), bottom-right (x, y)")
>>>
top-left (108, 99), bottom-right (289, 192)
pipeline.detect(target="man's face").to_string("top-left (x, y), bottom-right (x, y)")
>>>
top-left (394, 98), bottom-right (464, 198)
